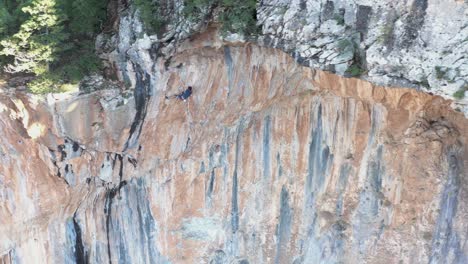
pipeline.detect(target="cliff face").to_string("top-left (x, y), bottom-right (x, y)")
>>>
top-left (100, 0), bottom-right (468, 114)
top-left (257, 0), bottom-right (468, 103)
top-left (1, 29), bottom-right (468, 263)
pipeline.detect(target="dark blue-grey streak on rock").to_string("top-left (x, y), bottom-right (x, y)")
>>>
top-left (222, 129), bottom-right (230, 183)
top-left (199, 161), bottom-right (206, 174)
top-left (73, 215), bottom-right (88, 264)
top-left (299, 0), bottom-right (307, 11)
top-left (301, 103), bottom-right (343, 263)
top-left (99, 177), bottom-right (170, 264)
top-left (210, 250), bottom-right (227, 264)
top-left (64, 219), bottom-right (80, 264)
top-left (124, 63), bottom-right (151, 151)
top-left (429, 151), bottom-right (467, 264)
top-left (365, 146), bottom-right (385, 216)
top-left (367, 107), bottom-right (379, 146)
top-left (104, 180), bottom-right (128, 264)
top-left (1, 249), bottom-right (19, 264)
top-left (224, 46), bottom-right (233, 97)
top-left (322, 1), bottom-right (335, 21)
top-left (105, 178), bottom-right (169, 264)
top-left (263, 115), bottom-right (272, 180)
top-left (306, 104), bottom-right (323, 194)
top-left (401, 0), bottom-right (428, 48)
top-left (232, 120), bottom-right (244, 234)
top-left (336, 163), bottom-right (351, 216)
top-left (274, 186), bottom-right (292, 264)
top-left (207, 170), bottom-right (215, 202)
top-left (352, 144), bottom-right (385, 254)
top-left (355, 5), bottom-right (372, 36)
top-left (276, 153), bottom-right (283, 179)
top-left (306, 104), bottom-right (334, 196)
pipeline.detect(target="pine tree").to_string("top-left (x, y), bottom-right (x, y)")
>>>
top-left (0, 0), bottom-right (68, 74)
top-left (68, 0), bottom-right (107, 35)
top-left (0, 5), bottom-right (12, 37)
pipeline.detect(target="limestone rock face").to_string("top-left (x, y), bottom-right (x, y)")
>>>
top-left (1, 34), bottom-right (467, 263)
top-left (257, 0), bottom-right (468, 100)
top-left (101, 0), bottom-right (468, 113)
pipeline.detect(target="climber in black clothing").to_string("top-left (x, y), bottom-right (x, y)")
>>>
top-left (165, 86), bottom-right (193, 102)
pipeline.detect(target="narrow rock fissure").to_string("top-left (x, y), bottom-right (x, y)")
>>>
top-left (104, 180), bottom-right (128, 264)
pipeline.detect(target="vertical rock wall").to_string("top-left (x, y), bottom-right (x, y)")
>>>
top-left (1, 37), bottom-right (467, 263)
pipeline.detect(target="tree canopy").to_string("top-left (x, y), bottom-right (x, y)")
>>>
top-left (0, 0), bottom-right (108, 93)
top-left (0, 0), bottom-right (67, 74)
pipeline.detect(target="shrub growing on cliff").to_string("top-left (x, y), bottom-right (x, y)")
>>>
top-left (134, 0), bottom-right (166, 34)
top-left (435, 66), bottom-right (447, 80)
top-left (27, 72), bottom-right (73, 94)
top-left (183, 0), bottom-right (214, 16)
top-left (183, 0), bottom-right (258, 35)
top-left (453, 85), bottom-right (467, 99)
top-left (218, 0), bottom-right (258, 35)
top-left (345, 64), bottom-right (365, 77)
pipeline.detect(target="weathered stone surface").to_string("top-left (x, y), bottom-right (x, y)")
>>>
top-left (1, 0), bottom-right (468, 262)
top-left (256, 0), bottom-right (468, 113)
top-left (99, 0), bottom-right (467, 115)
top-left (1, 33), bottom-right (467, 263)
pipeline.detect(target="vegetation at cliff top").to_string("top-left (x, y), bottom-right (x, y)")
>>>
top-left (453, 85), bottom-right (467, 100)
top-left (134, 0), bottom-right (166, 35)
top-left (185, 0), bottom-right (258, 36)
top-left (135, 0), bottom-right (258, 36)
top-left (0, 0), bottom-right (107, 93)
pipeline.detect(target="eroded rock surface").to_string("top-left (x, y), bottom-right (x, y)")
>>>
top-left (257, 0), bottom-right (468, 100)
top-left (100, 0), bottom-right (468, 114)
top-left (1, 35), bottom-right (467, 263)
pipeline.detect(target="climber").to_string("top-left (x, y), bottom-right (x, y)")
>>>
top-left (165, 86), bottom-right (193, 102)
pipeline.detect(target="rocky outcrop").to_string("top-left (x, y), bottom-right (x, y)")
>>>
top-left (98, 0), bottom-right (468, 114)
top-left (1, 31), bottom-right (467, 262)
top-left (257, 0), bottom-right (468, 103)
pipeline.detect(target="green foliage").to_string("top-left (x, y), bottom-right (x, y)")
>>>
top-left (345, 64), bottom-right (365, 77)
top-left (453, 85), bottom-right (467, 99)
top-left (27, 72), bottom-right (71, 94)
top-left (218, 0), bottom-right (257, 35)
top-left (336, 37), bottom-right (366, 78)
top-left (183, 0), bottom-right (258, 35)
top-left (435, 66), bottom-right (446, 80)
top-left (0, 0), bottom-right (31, 38)
top-left (0, 0), bottom-right (108, 94)
top-left (57, 40), bottom-right (101, 75)
top-left (183, 0), bottom-right (213, 17)
top-left (27, 51), bottom-right (101, 94)
top-left (28, 40), bottom-right (102, 93)
top-left (67, 0), bottom-right (107, 35)
top-left (333, 14), bottom-right (345, 26)
top-left (134, 0), bottom-right (166, 34)
top-left (419, 78), bottom-right (430, 89)
top-left (377, 24), bottom-right (394, 45)
top-left (0, 0), bottom-right (69, 74)
top-left (0, 6), bottom-right (13, 36)
top-left (55, 50), bottom-right (102, 82)
top-left (337, 39), bottom-right (354, 52)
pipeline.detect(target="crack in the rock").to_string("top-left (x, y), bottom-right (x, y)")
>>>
top-left (104, 180), bottom-right (128, 264)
